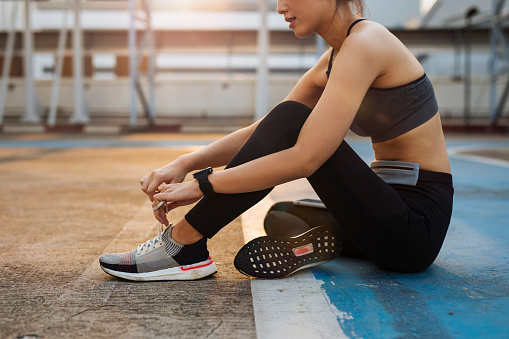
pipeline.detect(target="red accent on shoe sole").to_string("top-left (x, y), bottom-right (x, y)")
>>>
top-left (180, 257), bottom-right (214, 271)
top-left (293, 243), bottom-right (314, 257)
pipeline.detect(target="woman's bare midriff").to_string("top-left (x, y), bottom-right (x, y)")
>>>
top-left (372, 113), bottom-right (451, 174)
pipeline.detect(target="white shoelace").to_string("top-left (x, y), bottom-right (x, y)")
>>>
top-left (136, 201), bottom-right (171, 255)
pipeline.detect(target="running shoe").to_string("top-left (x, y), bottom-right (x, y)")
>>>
top-left (234, 225), bottom-right (341, 279)
top-left (100, 223), bottom-right (217, 281)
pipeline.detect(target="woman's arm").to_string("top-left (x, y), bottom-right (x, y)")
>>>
top-left (205, 37), bottom-right (380, 193)
top-left (141, 122), bottom-right (258, 200)
top-left (185, 46), bottom-right (334, 172)
top-left (176, 124), bottom-right (258, 172)
top-left (154, 35), bottom-right (382, 206)
top-left (282, 48), bottom-right (332, 108)
top-left (142, 50), bottom-right (332, 200)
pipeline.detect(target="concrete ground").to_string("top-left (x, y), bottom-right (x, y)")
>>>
top-left (0, 132), bottom-right (508, 338)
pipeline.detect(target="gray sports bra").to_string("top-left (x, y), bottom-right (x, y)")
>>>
top-left (326, 19), bottom-right (439, 143)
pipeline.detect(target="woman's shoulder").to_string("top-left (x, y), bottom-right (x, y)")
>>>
top-left (350, 20), bottom-right (392, 38)
top-left (344, 21), bottom-right (424, 88)
top-left (344, 21), bottom-right (397, 52)
top-left (343, 21), bottom-right (412, 66)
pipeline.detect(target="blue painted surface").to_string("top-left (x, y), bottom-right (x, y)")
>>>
top-left (314, 140), bottom-right (509, 338)
top-left (0, 138), bottom-right (214, 149)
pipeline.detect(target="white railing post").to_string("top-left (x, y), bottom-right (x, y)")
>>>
top-left (129, 0), bottom-right (138, 126)
top-left (70, 0), bottom-right (88, 123)
top-left (23, 0), bottom-right (40, 123)
top-left (0, 1), bottom-right (19, 124)
top-left (48, 0), bottom-right (69, 127)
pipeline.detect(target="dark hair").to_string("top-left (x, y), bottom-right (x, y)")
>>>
top-left (336, 0), bottom-right (364, 15)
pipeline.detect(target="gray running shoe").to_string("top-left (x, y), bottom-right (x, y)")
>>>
top-left (100, 224), bottom-right (216, 281)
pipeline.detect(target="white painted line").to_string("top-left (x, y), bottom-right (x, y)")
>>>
top-left (251, 272), bottom-right (348, 339)
top-left (448, 146), bottom-right (509, 169)
top-left (450, 153), bottom-right (509, 169)
top-left (447, 144), bottom-right (506, 155)
top-left (242, 196), bottom-right (348, 339)
top-left (241, 197), bottom-right (272, 243)
top-left (59, 200), bottom-right (157, 300)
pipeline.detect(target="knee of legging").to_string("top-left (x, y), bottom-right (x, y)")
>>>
top-left (267, 201), bottom-right (294, 214)
top-left (259, 101), bottom-right (312, 132)
top-left (263, 210), bottom-right (312, 237)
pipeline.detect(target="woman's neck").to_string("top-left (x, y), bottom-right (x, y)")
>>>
top-left (318, 6), bottom-right (361, 52)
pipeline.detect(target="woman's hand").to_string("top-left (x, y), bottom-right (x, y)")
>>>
top-left (151, 180), bottom-right (203, 225)
top-left (141, 162), bottom-right (189, 201)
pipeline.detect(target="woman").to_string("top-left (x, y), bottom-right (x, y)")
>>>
top-left (99, 0), bottom-right (453, 281)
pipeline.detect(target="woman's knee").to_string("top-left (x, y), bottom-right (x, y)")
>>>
top-left (259, 101), bottom-right (312, 132)
top-left (267, 201), bottom-right (294, 214)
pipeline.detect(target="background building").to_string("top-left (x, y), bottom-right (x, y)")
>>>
top-left (0, 0), bottom-right (507, 132)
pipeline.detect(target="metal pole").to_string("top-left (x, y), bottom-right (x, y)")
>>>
top-left (489, 0), bottom-right (499, 126)
top-left (494, 23), bottom-right (509, 58)
top-left (496, 0), bottom-right (506, 15)
top-left (23, 0), bottom-right (40, 123)
top-left (489, 0), bottom-right (508, 126)
top-left (0, 1), bottom-right (19, 124)
top-left (453, 29), bottom-right (462, 81)
top-left (255, 0), bottom-right (269, 121)
top-left (48, 0), bottom-right (69, 127)
top-left (495, 77), bottom-right (509, 121)
top-left (71, 0), bottom-right (87, 123)
top-left (464, 20), bottom-right (472, 125)
top-left (146, 0), bottom-right (155, 124)
top-left (494, 0), bottom-right (509, 124)
top-left (129, 0), bottom-right (138, 126)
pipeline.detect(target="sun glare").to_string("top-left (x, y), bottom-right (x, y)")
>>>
top-left (153, 0), bottom-right (236, 12)
top-left (420, 0), bottom-right (438, 14)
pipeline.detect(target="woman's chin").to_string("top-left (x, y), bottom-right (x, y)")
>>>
top-left (293, 29), bottom-right (313, 39)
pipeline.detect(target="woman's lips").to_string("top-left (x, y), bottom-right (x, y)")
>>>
top-left (286, 17), bottom-right (296, 29)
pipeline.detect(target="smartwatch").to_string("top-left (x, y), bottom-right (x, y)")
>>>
top-left (193, 167), bottom-right (216, 197)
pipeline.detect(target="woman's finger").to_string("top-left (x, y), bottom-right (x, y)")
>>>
top-left (153, 192), bottom-right (171, 202)
top-left (151, 198), bottom-right (166, 213)
top-left (140, 175), bottom-right (150, 194)
top-left (151, 199), bottom-right (167, 224)
top-left (158, 183), bottom-right (171, 193)
top-left (153, 209), bottom-right (169, 226)
top-left (164, 201), bottom-right (179, 213)
top-left (147, 176), bottom-right (164, 201)
top-left (152, 200), bottom-right (165, 211)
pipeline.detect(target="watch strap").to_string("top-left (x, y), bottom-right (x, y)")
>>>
top-left (193, 167), bottom-right (216, 197)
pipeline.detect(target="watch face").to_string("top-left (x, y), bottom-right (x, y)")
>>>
top-left (194, 167), bottom-right (213, 178)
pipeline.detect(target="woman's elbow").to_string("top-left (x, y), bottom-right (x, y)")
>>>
top-left (289, 145), bottom-right (327, 178)
top-left (299, 154), bottom-right (323, 178)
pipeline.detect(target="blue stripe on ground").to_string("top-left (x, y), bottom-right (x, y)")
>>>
top-left (0, 139), bottom-right (215, 149)
top-left (313, 140), bottom-right (509, 338)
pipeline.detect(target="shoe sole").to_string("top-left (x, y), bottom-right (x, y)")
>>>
top-left (234, 226), bottom-right (340, 279)
top-left (100, 257), bottom-right (217, 281)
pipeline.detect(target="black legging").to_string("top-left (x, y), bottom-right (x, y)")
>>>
top-left (186, 101), bottom-right (454, 273)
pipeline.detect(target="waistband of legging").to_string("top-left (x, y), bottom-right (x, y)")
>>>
top-left (418, 169), bottom-right (453, 185)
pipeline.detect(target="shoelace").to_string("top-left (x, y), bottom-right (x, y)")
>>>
top-left (136, 201), bottom-right (171, 255)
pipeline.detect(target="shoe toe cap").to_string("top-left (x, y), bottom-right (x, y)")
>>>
top-left (99, 253), bottom-right (122, 265)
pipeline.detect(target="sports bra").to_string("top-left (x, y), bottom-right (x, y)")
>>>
top-left (326, 19), bottom-right (439, 143)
